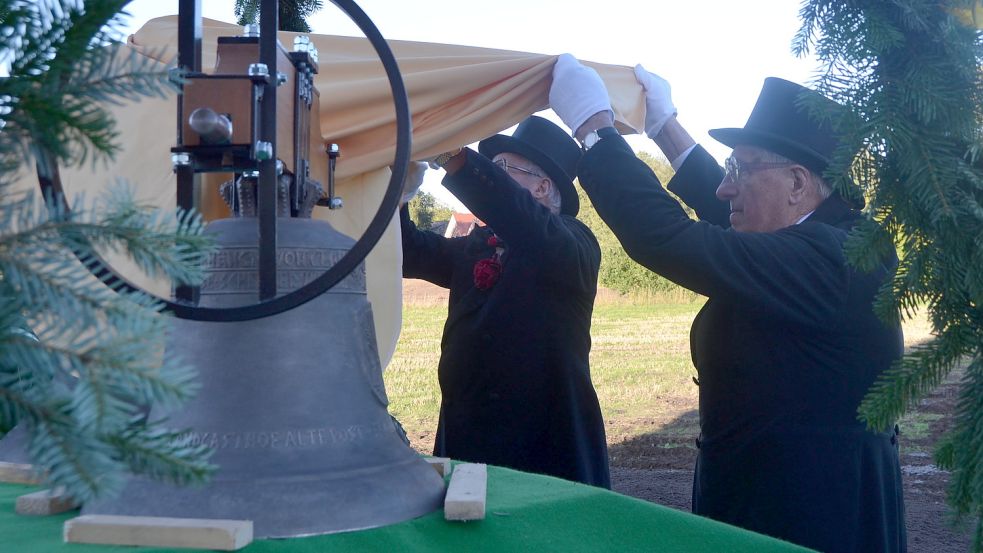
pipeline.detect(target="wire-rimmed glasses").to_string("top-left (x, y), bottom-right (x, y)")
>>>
top-left (493, 158), bottom-right (544, 178)
top-left (723, 156), bottom-right (794, 183)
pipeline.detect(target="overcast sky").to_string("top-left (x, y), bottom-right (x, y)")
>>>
top-left (119, 0), bottom-right (820, 210)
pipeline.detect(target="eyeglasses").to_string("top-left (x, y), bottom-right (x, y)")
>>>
top-left (493, 158), bottom-right (544, 178)
top-left (723, 156), bottom-right (794, 183)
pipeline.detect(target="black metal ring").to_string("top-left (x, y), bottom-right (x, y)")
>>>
top-left (40, 0), bottom-right (410, 322)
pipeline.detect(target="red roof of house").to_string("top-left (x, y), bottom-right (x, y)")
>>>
top-left (445, 212), bottom-right (485, 238)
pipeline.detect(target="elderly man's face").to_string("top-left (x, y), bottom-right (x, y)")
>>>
top-left (492, 152), bottom-right (553, 209)
top-left (715, 145), bottom-right (799, 232)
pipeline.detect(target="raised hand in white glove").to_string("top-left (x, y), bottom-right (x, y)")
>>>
top-left (634, 64), bottom-right (677, 139)
top-left (399, 161), bottom-right (429, 204)
top-left (548, 53), bottom-right (612, 135)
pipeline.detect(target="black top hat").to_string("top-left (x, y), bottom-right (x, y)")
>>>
top-left (478, 115), bottom-right (582, 216)
top-left (708, 77), bottom-right (845, 177)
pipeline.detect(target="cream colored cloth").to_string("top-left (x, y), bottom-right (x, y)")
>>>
top-left (129, 17), bottom-right (645, 173)
top-left (37, 16), bottom-right (645, 368)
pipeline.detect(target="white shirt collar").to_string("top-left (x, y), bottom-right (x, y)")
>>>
top-left (795, 210), bottom-right (815, 225)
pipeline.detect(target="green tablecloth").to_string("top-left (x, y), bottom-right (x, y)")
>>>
top-left (0, 466), bottom-right (811, 552)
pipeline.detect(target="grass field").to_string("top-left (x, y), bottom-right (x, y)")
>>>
top-left (384, 297), bottom-right (706, 452)
top-left (385, 292), bottom-right (935, 457)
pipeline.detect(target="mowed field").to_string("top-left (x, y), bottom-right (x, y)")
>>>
top-left (385, 292), bottom-right (702, 451)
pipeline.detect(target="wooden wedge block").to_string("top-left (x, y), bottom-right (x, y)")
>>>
top-left (64, 515), bottom-right (253, 551)
top-left (16, 488), bottom-right (78, 516)
top-left (444, 462), bottom-right (486, 521)
top-left (0, 461), bottom-right (43, 485)
top-left (424, 456), bottom-right (451, 477)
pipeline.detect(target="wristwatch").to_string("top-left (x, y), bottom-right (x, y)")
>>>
top-left (428, 148), bottom-right (463, 170)
top-left (581, 126), bottom-right (619, 151)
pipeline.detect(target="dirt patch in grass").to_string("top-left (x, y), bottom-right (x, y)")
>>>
top-left (602, 370), bottom-right (975, 553)
top-left (402, 279), bottom-right (449, 306)
top-left (896, 370), bottom-right (974, 553)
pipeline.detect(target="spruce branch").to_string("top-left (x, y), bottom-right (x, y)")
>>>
top-left (797, 0), bottom-right (983, 547)
top-left (943, 358), bottom-right (983, 513)
top-left (859, 336), bottom-right (968, 430)
top-left (234, 0), bottom-right (324, 33)
top-left (105, 418), bottom-right (214, 487)
top-left (29, 414), bottom-right (126, 502)
top-left (0, 0), bottom-right (215, 502)
top-left (0, 1), bottom-right (178, 169)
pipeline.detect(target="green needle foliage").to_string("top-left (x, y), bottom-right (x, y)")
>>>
top-left (235, 0), bottom-right (324, 33)
top-left (794, 0), bottom-right (983, 547)
top-left (0, 0), bottom-right (216, 502)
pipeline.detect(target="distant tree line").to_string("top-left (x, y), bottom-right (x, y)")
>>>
top-left (407, 192), bottom-right (453, 231)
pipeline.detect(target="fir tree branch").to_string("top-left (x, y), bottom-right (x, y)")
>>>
top-left (0, 0), bottom-right (215, 502)
top-left (30, 415), bottom-right (125, 502)
top-left (859, 336), bottom-right (966, 430)
top-left (105, 419), bottom-right (214, 487)
top-left (797, 1), bottom-right (983, 545)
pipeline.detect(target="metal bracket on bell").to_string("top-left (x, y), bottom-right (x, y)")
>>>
top-left (241, 23), bottom-right (260, 38)
top-left (247, 63), bottom-right (270, 81)
top-left (254, 141), bottom-right (273, 161)
top-left (171, 152), bottom-right (192, 169)
top-left (220, 164), bottom-right (293, 218)
top-left (323, 143), bottom-right (343, 210)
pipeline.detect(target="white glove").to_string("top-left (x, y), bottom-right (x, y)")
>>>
top-left (634, 64), bottom-right (677, 139)
top-left (400, 161), bottom-right (428, 204)
top-left (549, 53), bottom-right (612, 134)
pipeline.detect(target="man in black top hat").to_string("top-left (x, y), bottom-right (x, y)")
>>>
top-left (547, 55), bottom-right (905, 551)
top-left (399, 115), bottom-right (610, 488)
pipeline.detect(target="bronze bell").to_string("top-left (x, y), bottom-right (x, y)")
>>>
top-left (0, 423), bottom-right (29, 464)
top-left (82, 177), bottom-right (445, 538)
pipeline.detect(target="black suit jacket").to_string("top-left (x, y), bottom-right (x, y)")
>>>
top-left (578, 138), bottom-right (905, 552)
top-left (401, 149), bottom-right (609, 488)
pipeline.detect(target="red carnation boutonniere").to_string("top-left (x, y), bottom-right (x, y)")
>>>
top-left (473, 234), bottom-right (505, 290)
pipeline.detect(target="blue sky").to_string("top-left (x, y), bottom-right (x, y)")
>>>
top-left (120, 0), bottom-right (819, 210)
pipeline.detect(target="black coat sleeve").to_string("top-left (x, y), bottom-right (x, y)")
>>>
top-left (578, 134), bottom-right (849, 328)
top-left (400, 204), bottom-right (467, 288)
top-left (443, 149), bottom-right (600, 293)
top-left (665, 146), bottom-right (731, 228)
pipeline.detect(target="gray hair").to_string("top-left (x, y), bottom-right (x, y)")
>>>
top-left (757, 150), bottom-right (833, 200)
top-left (545, 179), bottom-right (562, 214)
